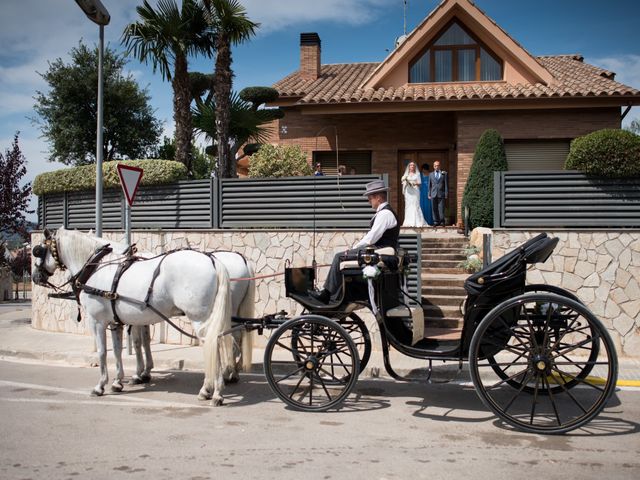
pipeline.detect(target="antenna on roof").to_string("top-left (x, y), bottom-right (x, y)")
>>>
top-left (393, 1), bottom-right (409, 49)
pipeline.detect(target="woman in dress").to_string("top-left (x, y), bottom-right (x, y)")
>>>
top-left (401, 162), bottom-right (427, 227)
top-left (420, 163), bottom-right (434, 226)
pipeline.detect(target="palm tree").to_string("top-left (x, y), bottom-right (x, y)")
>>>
top-left (202, 0), bottom-right (258, 178)
top-left (122, 0), bottom-right (213, 176)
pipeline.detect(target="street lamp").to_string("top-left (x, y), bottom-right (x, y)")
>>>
top-left (74, 0), bottom-right (110, 237)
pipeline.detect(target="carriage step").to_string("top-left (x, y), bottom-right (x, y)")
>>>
top-left (423, 327), bottom-right (463, 341)
top-left (422, 294), bottom-right (466, 307)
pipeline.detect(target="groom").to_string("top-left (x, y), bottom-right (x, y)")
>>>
top-left (428, 160), bottom-right (448, 226)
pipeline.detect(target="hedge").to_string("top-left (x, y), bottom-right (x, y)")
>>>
top-left (565, 129), bottom-right (640, 177)
top-left (32, 160), bottom-right (188, 196)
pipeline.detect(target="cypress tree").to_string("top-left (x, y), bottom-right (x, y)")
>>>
top-left (462, 129), bottom-right (508, 229)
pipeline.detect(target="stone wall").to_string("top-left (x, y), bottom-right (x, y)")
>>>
top-left (493, 230), bottom-right (640, 357)
top-left (31, 230), bottom-right (377, 347)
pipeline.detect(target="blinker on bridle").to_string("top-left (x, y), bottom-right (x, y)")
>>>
top-left (33, 237), bottom-right (66, 271)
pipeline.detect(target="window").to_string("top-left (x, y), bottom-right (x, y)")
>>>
top-left (409, 20), bottom-right (503, 83)
top-left (314, 151), bottom-right (372, 175)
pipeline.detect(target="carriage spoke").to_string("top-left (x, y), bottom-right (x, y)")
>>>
top-left (543, 375), bottom-right (562, 426)
top-left (275, 364), bottom-right (306, 383)
top-left (477, 361), bottom-right (530, 368)
top-left (551, 335), bottom-right (598, 359)
top-left (551, 370), bottom-right (588, 414)
top-left (550, 366), bottom-right (605, 392)
top-left (501, 370), bottom-right (534, 414)
top-left (487, 366), bottom-right (530, 390)
top-left (529, 373), bottom-right (541, 425)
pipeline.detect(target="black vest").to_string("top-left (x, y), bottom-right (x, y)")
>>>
top-left (370, 204), bottom-right (400, 249)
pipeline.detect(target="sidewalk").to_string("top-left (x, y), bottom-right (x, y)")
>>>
top-left (1, 302), bottom-right (639, 385)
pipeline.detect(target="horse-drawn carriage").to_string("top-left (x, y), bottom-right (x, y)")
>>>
top-left (33, 229), bottom-right (617, 435)
top-left (234, 232), bottom-right (617, 434)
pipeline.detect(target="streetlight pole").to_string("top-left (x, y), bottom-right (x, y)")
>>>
top-left (74, 0), bottom-right (110, 237)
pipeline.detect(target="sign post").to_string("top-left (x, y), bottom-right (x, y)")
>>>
top-left (116, 164), bottom-right (143, 248)
top-left (116, 164), bottom-right (143, 356)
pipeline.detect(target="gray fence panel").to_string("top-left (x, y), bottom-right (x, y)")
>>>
top-left (131, 180), bottom-right (212, 229)
top-left (398, 233), bottom-right (422, 303)
top-left (219, 175), bottom-right (384, 228)
top-left (42, 194), bottom-right (65, 228)
top-left (494, 171), bottom-right (640, 228)
top-left (66, 190), bottom-right (122, 230)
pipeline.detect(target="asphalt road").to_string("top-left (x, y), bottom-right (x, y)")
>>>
top-left (0, 359), bottom-right (639, 480)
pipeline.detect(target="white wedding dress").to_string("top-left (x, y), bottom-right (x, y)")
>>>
top-left (402, 172), bottom-right (428, 227)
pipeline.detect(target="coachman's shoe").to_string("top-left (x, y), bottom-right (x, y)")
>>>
top-left (308, 288), bottom-right (330, 303)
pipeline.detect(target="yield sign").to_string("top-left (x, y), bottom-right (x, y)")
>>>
top-left (116, 164), bottom-right (144, 207)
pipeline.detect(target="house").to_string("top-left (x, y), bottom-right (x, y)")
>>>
top-left (266, 0), bottom-right (640, 226)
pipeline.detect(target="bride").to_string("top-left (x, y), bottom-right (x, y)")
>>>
top-left (401, 162), bottom-right (428, 227)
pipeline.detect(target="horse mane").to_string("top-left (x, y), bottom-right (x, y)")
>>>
top-left (57, 228), bottom-right (112, 265)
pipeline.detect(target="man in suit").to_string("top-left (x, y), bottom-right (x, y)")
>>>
top-left (309, 179), bottom-right (399, 303)
top-left (428, 160), bottom-right (448, 226)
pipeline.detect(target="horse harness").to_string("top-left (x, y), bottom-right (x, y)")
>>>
top-left (47, 243), bottom-right (229, 340)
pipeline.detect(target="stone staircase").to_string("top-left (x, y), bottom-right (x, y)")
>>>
top-left (420, 233), bottom-right (469, 340)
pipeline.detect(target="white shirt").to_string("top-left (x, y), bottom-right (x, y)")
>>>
top-left (353, 202), bottom-right (398, 249)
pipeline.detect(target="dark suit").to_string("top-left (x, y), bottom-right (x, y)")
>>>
top-left (428, 170), bottom-right (448, 226)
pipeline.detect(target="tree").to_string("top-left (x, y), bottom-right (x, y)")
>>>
top-left (33, 43), bottom-right (162, 166)
top-left (202, 0), bottom-right (258, 178)
top-left (565, 129), bottom-right (640, 177)
top-left (0, 133), bottom-right (33, 237)
top-left (462, 129), bottom-right (508, 229)
top-left (122, 0), bottom-right (214, 175)
top-left (192, 84), bottom-right (283, 169)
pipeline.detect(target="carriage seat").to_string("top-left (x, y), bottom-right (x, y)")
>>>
top-left (339, 247), bottom-right (396, 270)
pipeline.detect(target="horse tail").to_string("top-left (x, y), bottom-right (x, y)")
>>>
top-left (203, 259), bottom-right (233, 393)
top-left (237, 260), bottom-right (255, 373)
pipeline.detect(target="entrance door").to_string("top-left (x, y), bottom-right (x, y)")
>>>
top-left (398, 150), bottom-right (449, 224)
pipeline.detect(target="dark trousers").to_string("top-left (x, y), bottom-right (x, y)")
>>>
top-left (432, 196), bottom-right (446, 225)
top-left (323, 248), bottom-right (360, 298)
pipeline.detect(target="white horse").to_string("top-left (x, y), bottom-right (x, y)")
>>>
top-left (32, 228), bottom-right (233, 405)
top-left (128, 251), bottom-right (255, 385)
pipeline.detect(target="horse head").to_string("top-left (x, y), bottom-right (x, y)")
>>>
top-left (32, 228), bottom-right (64, 286)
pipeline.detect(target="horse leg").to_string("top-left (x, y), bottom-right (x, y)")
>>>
top-left (91, 320), bottom-right (109, 396)
top-left (223, 330), bottom-right (241, 385)
top-left (110, 324), bottom-right (125, 392)
top-left (141, 325), bottom-right (154, 382)
top-left (130, 326), bottom-right (146, 385)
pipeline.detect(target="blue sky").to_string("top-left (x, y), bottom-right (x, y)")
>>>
top-left (1, 0), bottom-right (639, 216)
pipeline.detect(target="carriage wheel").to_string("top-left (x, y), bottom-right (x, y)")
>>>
top-left (486, 285), bottom-right (598, 393)
top-left (337, 313), bottom-right (372, 374)
top-left (264, 315), bottom-right (360, 412)
top-left (469, 293), bottom-right (617, 434)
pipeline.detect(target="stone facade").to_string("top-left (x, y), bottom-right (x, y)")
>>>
top-left (493, 230), bottom-right (640, 357)
top-left (31, 229), bottom-right (640, 357)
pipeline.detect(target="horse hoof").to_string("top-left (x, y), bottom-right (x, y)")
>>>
top-left (111, 383), bottom-right (123, 393)
top-left (140, 374), bottom-right (152, 384)
top-left (129, 376), bottom-right (144, 385)
top-left (212, 396), bottom-right (224, 407)
top-left (224, 374), bottom-right (239, 385)
top-left (91, 388), bottom-right (104, 397)
top-left (198, 390), bottom-right (212, 401)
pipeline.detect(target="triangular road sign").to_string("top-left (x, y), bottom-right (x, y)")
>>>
top-left (117, 164), bottom-right (144, 207)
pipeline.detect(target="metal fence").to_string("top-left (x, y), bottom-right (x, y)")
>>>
top-left (494, 171), bottom-right (640, 228)
top-left (38, 175), bottom-right (385, 230)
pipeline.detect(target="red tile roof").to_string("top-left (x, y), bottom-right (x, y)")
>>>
top-left (273, 56), bottom-right (640, 105)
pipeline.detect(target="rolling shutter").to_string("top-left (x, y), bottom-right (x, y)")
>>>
top-left (314, 151), bottom-right (372, 175)
top-left (505, 141), bottom-right (570, 171)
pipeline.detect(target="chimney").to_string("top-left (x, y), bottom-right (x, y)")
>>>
top-left (300, 33), bottom-right (321, 80)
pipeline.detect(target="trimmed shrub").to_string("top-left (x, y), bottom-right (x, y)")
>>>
top-left (32, 159), bottom-right (187, 196)
top-left (248, 144), bottom-right (312, 178)
top-left (462, 129), bottom-right (508, 229)
top-left (565, 129), bottom-right (640, 177)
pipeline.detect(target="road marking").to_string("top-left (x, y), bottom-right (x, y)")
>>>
top-left (0, 380), bottom-right (209, 409)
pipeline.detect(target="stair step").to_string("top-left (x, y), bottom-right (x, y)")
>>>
top-left (424, 317), bottom-right (464, 329)
top-left (423, 285), bottom-right (466, 295)
top-left (422, 275), bottom-right (468, 287)
top-left (422, 240), bottom-right (467, 247)
top-left (422, 304), bottom-right (462, 317)
top-left (423, 327), bottom-right (463, 341)
top-left (422, 253), bottom-right (466, 261)
top-left (423, 267), bottom-right (465, 274)
top-left (422, 294), bottom-right (466, 307)
top-left (424, 260), bottom-right (464, 268)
